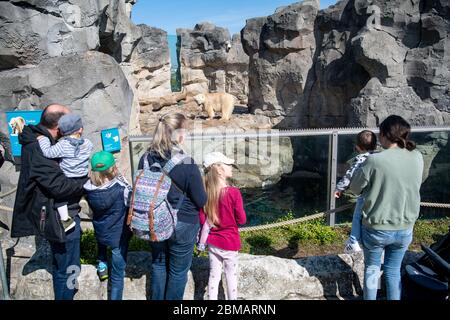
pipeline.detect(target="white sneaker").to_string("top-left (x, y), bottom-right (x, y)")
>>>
top-left (344, 239), bottom-right (362, 254)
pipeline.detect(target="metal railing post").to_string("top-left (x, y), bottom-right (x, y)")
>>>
top-left (327, 131), bottom-right (338, 227)
top-left (0, 241), bottom-right (11, 300)
top-left (128, 138), bottom-right (135, 183)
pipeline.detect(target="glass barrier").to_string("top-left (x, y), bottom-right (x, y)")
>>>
top-left (129, 127), bottom-right (450, 227)
top-left (240, 135), bottom-right (330, 226)
top-left (335, 133), bottom-right (359, 224)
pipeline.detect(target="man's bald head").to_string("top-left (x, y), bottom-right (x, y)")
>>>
top-left (46, 104), bottom-right (70, 115)
top-left (40, 104), bottom-right (71, 130)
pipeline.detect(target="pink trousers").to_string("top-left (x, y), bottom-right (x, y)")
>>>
top-left (208, 245), bottom-right (239, 300)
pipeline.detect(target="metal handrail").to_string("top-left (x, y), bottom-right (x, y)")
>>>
top-left (128, 125), bottom-right (450, 142)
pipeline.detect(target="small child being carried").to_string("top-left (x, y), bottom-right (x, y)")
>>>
top-left (335, 130), bottom-right (377, 253)
top-left (38, 113), bottom-right (93, 231)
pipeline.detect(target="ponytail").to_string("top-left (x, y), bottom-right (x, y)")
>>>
top-left (406, 140), bottom-right (416, 151)
top-left (379, 115), bottom-right (416, 151)
top-left (149, 113), bottom-right (187, 159)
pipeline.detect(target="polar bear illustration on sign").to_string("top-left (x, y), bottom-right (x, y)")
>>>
top-left (9, 116), bottom-right (26, 135)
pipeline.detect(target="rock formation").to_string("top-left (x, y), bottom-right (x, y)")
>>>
top-left (0, 0), bottom-right (100, 70)
top-left (0, 51), bottom-right (133, 146)
top-left (242, 0), bottom-right (450, 128)
top-left (98, 0), bottom-right (141, 63)
top-left (98, 0), bottom-right (171, 104)
top-left (0, 1), bottom-right (136, 166)
top-left (177, 23), bottom-right (249, 103)
top-left (2, 238), bottom-right (367, 300)
top-left (2, 240), bottom-right (424, 300)
top-left (124, 24), bottom-right (171, 102)
top-left (242, 0), bottom-right (320, 126)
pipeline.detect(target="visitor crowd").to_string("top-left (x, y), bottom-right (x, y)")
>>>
top-left (8, 104), bottom-right (423, 300)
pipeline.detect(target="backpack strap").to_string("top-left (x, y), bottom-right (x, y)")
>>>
top-left (126, 169), bottom-right (145, 226)
top-left (148, 173), bottom-right (166, 241)
top-left (142, 152), bottom-right (151, 170)
top-left (162, 152), bottom-right (189, 195)
top-left (163, 152), bottom-right (188, 173)
top-left (127, 151), bottom-right (151, 226)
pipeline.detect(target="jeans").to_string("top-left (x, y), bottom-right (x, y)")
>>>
top-left (49, 215), bottom-right (81, 300)
top-left (150, 221), bottom-right (200, 300)
top-left (349, 196), bottom-right (364, 242)
top-left (361, 225), bottom-right (413, 300)
top-left (97, 236), bottom-right (130, 300)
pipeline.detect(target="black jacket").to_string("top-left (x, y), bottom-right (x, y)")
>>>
top-left (0, 147), bottom-right (3, 193)
top-left (0, 146), bottom-right (4, 192)
top-left (10, 124), bottom-right (88, 238)
top-left (138, 150), bottom-right (207, 224)
top-left (0, 147), bottom-right (4, 169)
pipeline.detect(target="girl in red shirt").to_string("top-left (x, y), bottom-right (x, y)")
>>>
top-left (199, 152), bottom-right (247, 300)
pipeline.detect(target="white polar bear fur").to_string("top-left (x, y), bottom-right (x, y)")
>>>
top-left (193, 92), bottom-right (235, 121)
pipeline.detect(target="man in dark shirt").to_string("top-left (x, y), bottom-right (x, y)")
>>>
top-left (11, 104), bottom-right (88, 300)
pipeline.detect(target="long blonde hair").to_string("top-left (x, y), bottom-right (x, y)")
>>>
top-left (90, 165), bottom-right (119, 187)
top-left (149, 113), bottom-right (187, 159)
top-left (203, 164), bottom-right (224, 226)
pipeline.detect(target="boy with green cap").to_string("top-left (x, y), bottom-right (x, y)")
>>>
top-left (83, 151), bottom-right (132, 299)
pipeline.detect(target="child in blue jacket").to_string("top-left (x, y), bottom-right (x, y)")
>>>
top-left (84, 151), bottom-right (132, 300)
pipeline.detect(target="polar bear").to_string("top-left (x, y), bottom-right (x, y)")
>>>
top-left (193, 92), bottom-right (235, 121)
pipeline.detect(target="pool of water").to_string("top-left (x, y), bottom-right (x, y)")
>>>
top-left (240, 132), bottom-right (450, 227)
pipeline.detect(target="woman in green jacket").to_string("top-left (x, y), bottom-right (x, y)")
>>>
top-left (350, 115), bottom-right (424, 300)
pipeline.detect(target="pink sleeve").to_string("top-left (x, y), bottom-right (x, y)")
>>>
top-left (199, 208), bottom-right (206, 225)
top-left (233, 188), bottom-right (247, 225)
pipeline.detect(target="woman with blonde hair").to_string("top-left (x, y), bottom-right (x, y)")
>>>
top-left (138, 113), bottom-right (207, 300)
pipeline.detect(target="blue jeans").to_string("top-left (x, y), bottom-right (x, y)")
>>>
top-left (361, 226), bottom-right (413, 300)
top-left (150, 221), bottom-right (200, 300)
top-left (97, 237), bottom-right (129, 300)
top-left (349, 196), bottom-right (364, 242)
top-left (49, 215), bottom-right (81, 300)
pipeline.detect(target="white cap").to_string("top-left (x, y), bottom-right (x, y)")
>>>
top-left (203, 152), bottom-right (235, 168)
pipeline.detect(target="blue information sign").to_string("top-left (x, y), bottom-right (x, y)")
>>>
top-left (5, 110), bottom-right (43, 157)
top-left (101, 128), bottom-right (121, 153)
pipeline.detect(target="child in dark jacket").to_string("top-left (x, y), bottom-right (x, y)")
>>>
top-left (83, 151), bottom-right (132, 300)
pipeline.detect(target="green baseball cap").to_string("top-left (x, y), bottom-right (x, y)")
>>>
top-left (91, 151), bottom-right (115, 172)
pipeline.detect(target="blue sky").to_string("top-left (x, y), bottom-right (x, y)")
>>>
top-left (132, 0), bottom-right (338, 35)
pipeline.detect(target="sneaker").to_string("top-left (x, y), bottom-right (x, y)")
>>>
top-left (197, 243), bottom-right (207, 252)
top-left (344, 239), bottom-right (362, 254)
top-left (61, 217), bottom-right (75, 232)
top-left (97, 262), bottom-right (108, 281)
